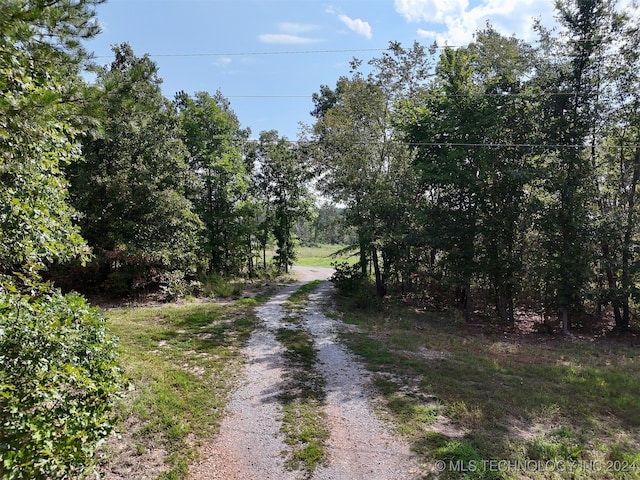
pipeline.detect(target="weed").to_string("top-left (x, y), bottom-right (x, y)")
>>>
top-left (101, 299), bottom-right (260, 478)
top-left (330, 295), bottom-right (640, 479)
top-left (274, 282), bottom-right (329, 476)
top-left (286, 279), bottom-right (322, 309)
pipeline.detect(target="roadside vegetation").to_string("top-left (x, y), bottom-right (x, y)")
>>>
top-left (331, 293), bottom-right (640, 479)
top-left (97, 296), bottom-right (263, 479)
top-left (4, 0), bottom-right (640, 478)
top-left (276, 281), bottom-right (329, 477)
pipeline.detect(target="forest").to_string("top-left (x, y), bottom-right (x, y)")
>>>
top-left (1, 0), bottom-right (640, 478)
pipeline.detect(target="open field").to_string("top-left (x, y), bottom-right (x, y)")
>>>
top-left (331, 296), bottom-right (640, 479)
top-left (295, 243), bottom-right (355, 268)
top-left (262, 243), bottom-right (355, 269)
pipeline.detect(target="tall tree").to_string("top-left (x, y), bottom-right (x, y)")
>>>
top-left (310, 43), bottom-right (432, 298)
top-left (0, 0), bottom-right (102, 288)
top-left (250, 131), bottom-right (313, 273)
top-left (176, 91), bottom-right (252, 275)
top-left (592, 3), bottom-right (639, 331)
top-left (534, 0), bottom-right (619, 328)
top-left (467, 27), bottom-right (538, 323)
top-left (68, 44), bottom-right (202, 290)
top-left (401, 47), bottom-right (485, 319)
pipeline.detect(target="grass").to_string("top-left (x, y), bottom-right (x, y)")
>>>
top-left (287, 279), bottom-right (322, 309)
top-left (274, 282), bottom-right (329, 477)
top-left (262, 243), bottom-right (354, 269)
top-left (331, 296), bottom-right (640, 479)
top-left (275, 326), bottom-right (328, 476)
top-left (100, 299), bottom-right (261, 479)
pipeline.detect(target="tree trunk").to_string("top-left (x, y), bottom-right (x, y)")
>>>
top-left (619, 147), bottom-right (640, 332)
top-left (262, 241), bottom-right (267, 270)
top-left (358, 230), bottom-right (368, 276)
top-left (456, 284), bottom-right (472, 322)
top-left (371, 245), bottom-right (386, 298)
top-left (496, 291), bottom-right (508, 323)
top-left (602, 242), bottom-right (622, 326)
top-left (560, 307), bottom-right (570, 335)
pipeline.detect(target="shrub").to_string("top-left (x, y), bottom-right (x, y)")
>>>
top-left (199, 274), bottom-right (244, 299)
top-left (330, 262), bottom-right (381, 309)
top-left (0, 290), bottom-right (123, 479)
top-left (330, 261), bottom-right (366, 295)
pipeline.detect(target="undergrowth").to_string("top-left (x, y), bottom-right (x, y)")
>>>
top-left (331, 295), bottom-right (640, 479)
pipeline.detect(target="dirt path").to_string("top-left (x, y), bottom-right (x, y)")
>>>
top-left (190, 268), bottom-right (423, 479)
top-left (304, 282), bottom-right (423, 480)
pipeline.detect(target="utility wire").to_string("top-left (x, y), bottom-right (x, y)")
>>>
top-left (92, 48), bottom-right (390, 59)
top-left (241, 138), bottom-right (640, 149)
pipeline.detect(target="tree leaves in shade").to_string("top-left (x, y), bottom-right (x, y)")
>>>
top-left (67, 44), bottom-right (203, 288)
top-left (0, 0), bottom-right (102, 288)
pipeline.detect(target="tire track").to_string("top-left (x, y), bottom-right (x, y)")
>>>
top-left (303, 282), bottom-right (424, 480)
top-left (189, 284), bottom-right (301, 480)
top-left (191, 270), bottom-right (424, 479)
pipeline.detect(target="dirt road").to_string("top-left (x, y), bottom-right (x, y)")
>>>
top-left (190, 268), bottom-right (423, 479)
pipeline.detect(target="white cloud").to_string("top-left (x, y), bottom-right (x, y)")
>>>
top-left (214, 56), bottom-right (232, 67)
top-left (338, 14), bottom-right (373, 39)
top-left (258, 22), bottom-right (322, 44)
top-left (396, 0), bottom-right (555, 46)
top-left (278, 22), bottom-right (319, 35)
top-left (258, 33), bottom-right (321, 45)
top-left (395, 0), bottom-right (469, 23)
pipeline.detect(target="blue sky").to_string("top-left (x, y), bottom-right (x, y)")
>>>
top-left (85, 0), bottom-right (560, 140)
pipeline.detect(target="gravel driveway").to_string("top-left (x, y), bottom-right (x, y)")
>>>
top-left (190, 268), bottom-right (423, 479)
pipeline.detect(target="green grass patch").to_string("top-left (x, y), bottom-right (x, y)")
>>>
top-left (332, 298), bottom-right (640, 479)
top-left (286, 279), bottom-right (322, 309)
top-left (294, 243), bottom-right (355, 268)
top-left (102, 299), bottom-right (260, 478)
top-left (281, 398), bottom-right (328, 474)
top-left (274, 309), bottom-right (328, 476)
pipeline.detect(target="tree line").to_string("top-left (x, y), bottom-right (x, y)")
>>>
top-left (0, 1), bottom-right (315, 477)
top-left (1, 0), bottom-right (638, 475)
top-left (308, 0), bottom-right (640, 333)
top-left (60, 43), bottom-right (316, 294)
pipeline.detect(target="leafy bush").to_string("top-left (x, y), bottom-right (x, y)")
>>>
top-left (330, 261), bottom-right (366, 295)
top-left (330, 262), bottom-right (380, 309)
top-left (0, 290), bottom-right (123, 479)
top-left (199, 274), bottom-right (243, 298)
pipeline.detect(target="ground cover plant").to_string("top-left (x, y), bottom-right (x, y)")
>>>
top-left (97, 298), bottom-right (262, 479)
top-left (276, 281), bottom-right (329, 477)
top-left (331, 295), bottom-right (640, 479)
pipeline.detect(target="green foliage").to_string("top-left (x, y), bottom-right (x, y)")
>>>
top-left (295, 204), bottom-right (356, 246)
top-left (330, 261), bottom-right (367, 295)
top-left (0, 290), bottom-right (122, 479)
top-left (198, 274), bottom-right (244, 298)
top-left (176, 91), bottom-right (252, 275)
top-left (0, 0), bottom-right (101, 287)
top-left (67, 44), bottom-right (203, 292)
top-left (250, 130), bottom-right (314, 274)
top-left (330, 261), bottom-right (383, 310)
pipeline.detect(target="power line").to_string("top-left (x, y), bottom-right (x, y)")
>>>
top-left (242, 138), bottom-right (640, 149)
top-left (93, 48), bottom-right (389, 59)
